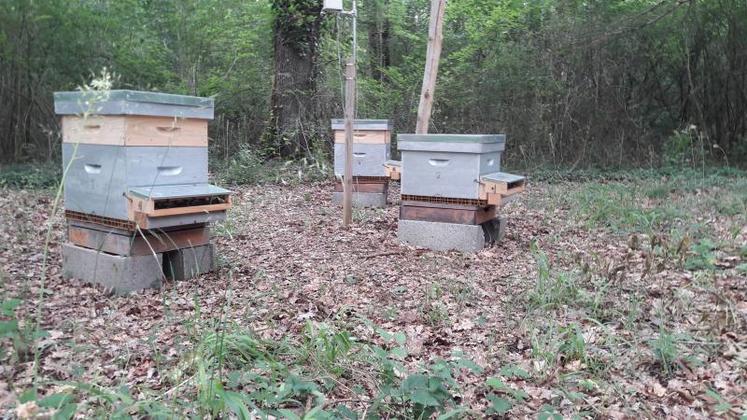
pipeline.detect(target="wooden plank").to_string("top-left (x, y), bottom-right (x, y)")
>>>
top-left (68, 224), bottom-right (210, 256)
top-left (400, 203), bottom-right (496, 225)
top-left (334, 181), bottom-right (388, 193)
top-left (62, 115), bottom-right (208, 146)
top-left (333, 130), bottom-right (390, 144)
top-left (62, 115), bottom-right (126, 145)
top-left (415, 0), bottom-right (446, 134)
top-left (479, 177), bottom-right (526, 202)
top-left (127, 194), bottom-right (231, 220)
top-left (384, 162), bottom-right (401, 180)
top-left (125, 116), bottom-right (208, 147)
top-left (401, 200), bottom-right (484, 211)
top-left (342, 58), bottom-right (356, 227)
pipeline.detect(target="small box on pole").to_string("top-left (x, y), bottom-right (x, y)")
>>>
top-left (323, 0), bottom-right (343, 12)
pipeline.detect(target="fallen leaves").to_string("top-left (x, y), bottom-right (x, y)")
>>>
top-left (0, 178), bottom-right (745, 418)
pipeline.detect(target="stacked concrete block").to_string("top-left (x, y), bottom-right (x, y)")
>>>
top-left (54, 90), bottom-right (228, 294)
top-left (331, 119), bottom-right (392, 208)
top-left (396, 134), bottom-right (524, 252)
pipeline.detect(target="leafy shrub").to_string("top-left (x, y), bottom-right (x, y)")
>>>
top-left (663, 126), bottom-right (706, 168)
top-left (218, 146), bottom-right (265, 185)
top-left (216, 144), bottom-right (332, 186)
top-left (0, 163), bottom-right (61, 189)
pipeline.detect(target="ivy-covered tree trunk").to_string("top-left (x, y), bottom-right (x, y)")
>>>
top-left (265, 0), bottom-right (324, 157)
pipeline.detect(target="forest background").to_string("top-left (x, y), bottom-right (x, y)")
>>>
top-left (1, 0), bottom-right (745, 174)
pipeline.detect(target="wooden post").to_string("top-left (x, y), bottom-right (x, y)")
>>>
top-left (415, 0), bottom-right (446, 134)
top-left (343, 58), bottom-right (356, 226)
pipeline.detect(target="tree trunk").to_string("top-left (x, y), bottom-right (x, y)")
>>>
top-left (265, 0), bottom-right (324, 157)
top-left (367, 0), bottom-right (390, 82)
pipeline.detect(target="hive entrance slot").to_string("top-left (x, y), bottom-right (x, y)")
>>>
top-left (506, 179), bottom-right (524, 190)
top-left (153, 194), bottom-right (229, 210)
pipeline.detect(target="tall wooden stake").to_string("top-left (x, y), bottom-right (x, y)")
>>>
top-left (343, 58), bottom-right (356, 226)
top-left (415, 0), bottom-right (446, 134)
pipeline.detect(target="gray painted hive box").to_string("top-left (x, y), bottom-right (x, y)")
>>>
top-left (55, 90), bottom-right (229, 227)
top-left (332, 119), bottom-right (391, 177)
top-left (398, 134), bottom-right (506, 199)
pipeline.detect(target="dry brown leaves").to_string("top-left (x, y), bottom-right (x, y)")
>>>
top-left (0, 179), bottom-right (744, 418)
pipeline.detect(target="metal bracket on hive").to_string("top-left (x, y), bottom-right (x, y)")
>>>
top-left (384, 160), bottom-right (401, 181)
top-left (126, 183), bottom-right (232, 229)
top-left (477, 172), bottom-right (526, 206)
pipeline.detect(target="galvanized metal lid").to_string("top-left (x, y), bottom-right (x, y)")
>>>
top-left (330, 119), bottom-right (391, 131)
top-left (54, 90), bottom-right (214, 119)
top-left (398, 134), bottom-right (506, 153)
top-left (128, 183), bottom-right (231, 200)
top-left (481, 172), bottom-right (525, 184)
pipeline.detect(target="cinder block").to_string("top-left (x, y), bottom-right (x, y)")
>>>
top-left (61, 243), bottom-right (163, 294)
top-left (163, 243), bottom-right (215, 280)
top-left (398, 219), bottom-right (486, 252)
top-left (332, 191), bottom-right (387, 208)
top-left (483, 216), bottom-right (506, 244)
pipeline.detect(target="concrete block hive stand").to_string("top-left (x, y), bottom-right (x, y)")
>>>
top-left (331, 119), bottom-right (392, 208)
top-left (54, 90), bottom-right (230, 294)
top-left (396, 134), bottom-right (524, 252)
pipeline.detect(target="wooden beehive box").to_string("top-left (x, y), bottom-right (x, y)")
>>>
top-left (54, 90), bottom-right (230, 228)
top-left (397, 134), bottom-right (505, 200)
top-left (331, 119), bottom-right (391, 177)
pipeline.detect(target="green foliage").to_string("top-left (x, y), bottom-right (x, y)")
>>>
top-left (0, 298), bottom-right (43, 363)
top-left (663, 127), bottom-right (707, 169)
top-left (499, 364), bottom-right (531, 380)
top-left (649, 327), bottom-right (680, 376)
top-left (3, 0), bottom-right (747, 167)
top-left (529, 243), bottom-right (580, 309)
top-left (485, 375), bottom-right (529, 416)
top-left (399, 374), bottom-right (453, 417)
top-left (0, 163), bottom-right (61, 189)
top-left (538, 404), bottom-right (563, 420)
top-left (219, 146), bottom-right (265, 185)
top-left (705, 388), bottom-right (733, 414)
top-left (217, 144), bottom-right (331, 186)
top-left (58, 318), bottom-right (480, 418)
top-left (685, 239), bottom-right (717, 271)
top-left (558, 323), bottom-right (587, 363)
top-left (573, 183), bottom-right (686, 234)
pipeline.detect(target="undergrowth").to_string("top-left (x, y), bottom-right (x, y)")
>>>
top-left (0, 163), bottom-right (61, 189)
top-left (214, 146), bottom-right (332, 186)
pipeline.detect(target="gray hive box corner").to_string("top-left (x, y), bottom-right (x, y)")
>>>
top-left (53, 89), bottom-right (215, 120)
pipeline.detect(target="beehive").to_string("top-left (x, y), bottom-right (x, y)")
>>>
top-left (54, 90), bottom-right (230, 293)
top-left (398, 134), bottom-right (505, 200)
top-left (396, 133), bottom-right (525, 252)
top-left (55, 90), bottom-right (229, 228)
top-left (331, 119), bottom-right (391, 177)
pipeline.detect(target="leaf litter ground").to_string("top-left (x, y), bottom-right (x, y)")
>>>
top-left (0, 175), bottom-right (745, 418)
